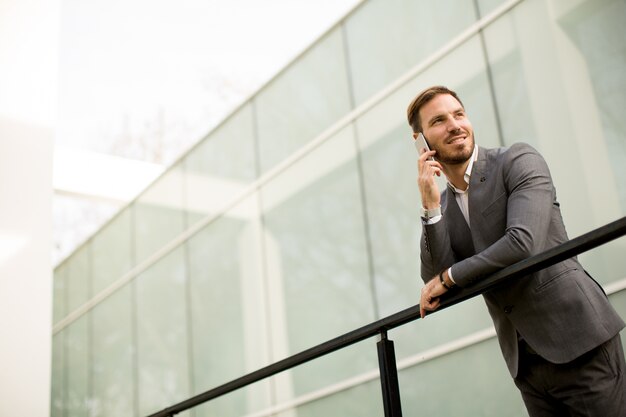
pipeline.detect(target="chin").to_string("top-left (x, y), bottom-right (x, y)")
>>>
top-left (440, 145), bottom-right (473, 165)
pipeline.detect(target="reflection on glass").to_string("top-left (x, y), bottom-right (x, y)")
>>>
top-left (66, 244), bottom-right (91, 314)
top-left (255, 27), bottom-right (352, 174)
top-left (91, 285), bottom-right (134, 417)
top-left (261, 125), bottom-right (376, 396)
top-left (274, 378), bottom-right (382, 417)
top-left (477, 0), bottom-right (510, 17)
top-left (184, 103), bottom-right (257, 227)
top-left (133, 164), bottom-right (186, 265)
top-left (91, 208), bottom-right (133, 294)
top-left (187, 194), bottom-right (269, 416)
top-left (344, 0), bottom-right (476, 105)
top-left (193, 381), bottom-right (271, 417)
top-left (65, 315), bottom-right (90, 417)
top-left (557, 0), bottom-right (626, 211)
top-left (53, 264), bottom-right (68, 325)
top-left (399, 338), bottom-right (524, 417)
top-left (51, 333), bottom-right (65, 417)
top-left (136, 247), bottom-right (189, 416)
top-left (609, 292), bottom-right (626, 325)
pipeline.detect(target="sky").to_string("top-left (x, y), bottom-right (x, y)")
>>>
top-left (53, 0), bottom-right (363, 264)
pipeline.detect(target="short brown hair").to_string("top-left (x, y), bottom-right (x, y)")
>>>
top-left (406, 85), bottom-right (464, 133)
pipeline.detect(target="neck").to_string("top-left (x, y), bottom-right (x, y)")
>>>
top-left (443, 159), bottom-right (471, 191)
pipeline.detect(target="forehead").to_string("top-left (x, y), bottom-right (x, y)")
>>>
top-left (419, 94), bottom-right (463, 119)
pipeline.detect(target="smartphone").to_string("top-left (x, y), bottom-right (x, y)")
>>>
top-left (414, 132), bottom-right (434, 160)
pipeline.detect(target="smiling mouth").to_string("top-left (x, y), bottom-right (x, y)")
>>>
top-left (447, 136), bottom-right (466, 145)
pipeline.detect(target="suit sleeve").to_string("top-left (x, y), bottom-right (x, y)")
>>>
top-left (450, 143), bottom-right (555, 287)
top-left (420, 193), bottom-right (456, 284)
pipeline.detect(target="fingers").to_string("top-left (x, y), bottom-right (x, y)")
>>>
top-left (418, 151), bottom-right (442, 175)
top-left (421, 160), bottom-right (442, 177)
top-left (420, 286), bottom-right (441, 318)
top-left (420, 296), bottom-right (440, 318)
top-left (416, 148), bottom-right (442, 217)
top-left (418, 148), bottom-right (437, 166)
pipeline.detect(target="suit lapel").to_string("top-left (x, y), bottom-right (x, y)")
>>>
top-left (468, 147), bottom-right (489, 227)
top-left (468, 147), bottom-right (495, 252)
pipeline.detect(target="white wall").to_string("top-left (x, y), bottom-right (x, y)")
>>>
top-left (0, 0), bottom-right (57, 415)
top-left (0, 127), bottom-right (54, 417)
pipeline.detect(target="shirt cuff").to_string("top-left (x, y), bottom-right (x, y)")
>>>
top-left (447, 267), bottom-right (456, 284)
top-left (421, 214), bottom-right (442, 225)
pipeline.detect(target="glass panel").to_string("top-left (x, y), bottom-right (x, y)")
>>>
top-left (187, 194), bottom-right (271, 415)
top-left (51, 332), bottom-right (65, 417)
top-left (477, 0), bottom-right (511, 17)
top-left (66, 244), bottom-right (91, 314)
top-left (482, 0), bottom-right (626, 282)
top-left (255, 27), bottom-right (352, 174)
top-left (344, 0), bottom-right (476, 106)
top-left (183, 103), bottom-right (257, 227)
top-left (65, 315), bottom-right (90, 417)
top-left (136, 247), bottom-right (189, 416)
top-left (133, 164), bottom-right (186, 265)
top-left (91, 285), bottom-right (134, 417)
top-left (192, 382), bottom-right (271, 417)
top-left (610, 290), bottom-right (626, 337)
top-left (260, 124), bottom-right (377, 396)
top-left (399, 337), bottom-right (525, 416)
top-left (564, 0), bottom-right (626, 207)
top-left (91, 208), bottom-right (133, 294)
top-left (274, 377), bottom-right (382, 417)
top-left (53, 263), bottom-right (68, 325)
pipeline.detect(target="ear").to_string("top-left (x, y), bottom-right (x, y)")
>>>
top-left (412, 132), bottom-right (418, 139)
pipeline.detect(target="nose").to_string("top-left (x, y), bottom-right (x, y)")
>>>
top-left (447, 117), bottom-right (461, 132)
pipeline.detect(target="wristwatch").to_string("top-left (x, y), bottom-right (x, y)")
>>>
top-left (420, 205), bottom-right (441, 220)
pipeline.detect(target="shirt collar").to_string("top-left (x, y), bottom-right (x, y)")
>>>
top-left (447, 145), bottom-right (478, 194)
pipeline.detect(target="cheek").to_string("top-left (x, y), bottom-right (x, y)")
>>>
top-left (424, 128), bottom-right (444, 142)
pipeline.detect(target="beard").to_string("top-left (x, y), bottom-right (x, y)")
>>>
top-left (433, 135), bottom-right (475, 165)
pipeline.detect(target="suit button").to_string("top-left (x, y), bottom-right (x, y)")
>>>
top-left (504, 305), bottom-right (513, 314)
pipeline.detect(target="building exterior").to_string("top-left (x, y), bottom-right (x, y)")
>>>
top-left (52, 0), bottom-right (626, 416)
top-left (1, 0), bottom-right (56, 415)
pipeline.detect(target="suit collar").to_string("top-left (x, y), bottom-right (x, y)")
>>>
top-left (468, 146), bottom-right (490, 188)
top-left (446, 145), bottom-right (484, 193)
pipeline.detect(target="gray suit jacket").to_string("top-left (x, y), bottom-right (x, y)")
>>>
top-left (420, 143), bottom-right (624, 377)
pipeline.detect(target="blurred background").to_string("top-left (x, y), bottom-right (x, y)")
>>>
top-left (2, 0), bottom-right (625, 416)
top-left (51, 0), bottom-right (362, 265)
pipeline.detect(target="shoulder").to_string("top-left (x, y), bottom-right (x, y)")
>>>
top-left (484, 142), bottom-right (541, 161)
top-left (482, 142), bottom-right (547, 168)
top-left (479, 143), bottom-right (552, 188)
top-left (500, 143), bottom-right (552, 189)
top-left (507, 142), bottom-right (541, 158)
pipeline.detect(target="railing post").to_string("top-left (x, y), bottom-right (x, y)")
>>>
top-left (377, 330), bottom-right (403, 417)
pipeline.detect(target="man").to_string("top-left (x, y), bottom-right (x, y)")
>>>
top-left (409, 85), bottom-right (625, 416)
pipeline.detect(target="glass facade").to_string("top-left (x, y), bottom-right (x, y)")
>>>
top-left (52, 0), bottom-right (626, 415)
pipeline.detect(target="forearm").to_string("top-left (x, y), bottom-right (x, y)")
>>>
top-left (450, 225), bottom-right (539, 287)
top-left (420, 216), bottom-right (456, 283)
top-left (449, 145), bottom-right (555, 287)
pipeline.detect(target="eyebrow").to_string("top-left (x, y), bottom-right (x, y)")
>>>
top-left (427, 106), bottom-right (465, 126)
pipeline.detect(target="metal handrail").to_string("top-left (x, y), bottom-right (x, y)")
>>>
top-left (147, 216), bottom-right (626, 417)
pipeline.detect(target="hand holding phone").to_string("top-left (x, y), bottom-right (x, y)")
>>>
top-left (414, 133), bottom-right (434, 161)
